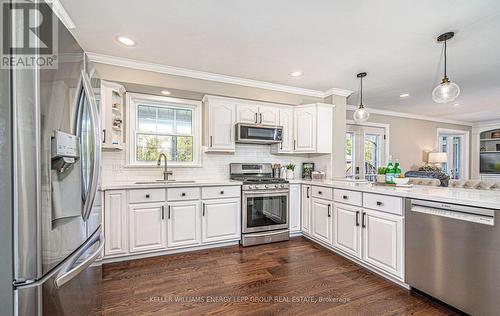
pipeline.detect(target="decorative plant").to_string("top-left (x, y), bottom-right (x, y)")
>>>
top-left (377, 167), bottom-right (387, 175)
top-left (286, 163), bottom-right (296, 171)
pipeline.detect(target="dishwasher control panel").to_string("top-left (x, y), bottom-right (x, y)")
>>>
top-left (411, 205), bottom-right (495, 226)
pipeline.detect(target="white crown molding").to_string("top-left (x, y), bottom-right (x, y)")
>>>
top-left (45, 0), bottom-right (76, 29)
top-left (473, 119), bottom-right (500, 128)
top-left (323, 87), bottom-right (353, 98)
top-left (86, 52), bottom-right (353, 98)
top-left (346, 104), bottom-right (473, 126)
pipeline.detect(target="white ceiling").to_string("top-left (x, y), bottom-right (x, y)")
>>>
top-left (60, 0), bottom-right (500, 123)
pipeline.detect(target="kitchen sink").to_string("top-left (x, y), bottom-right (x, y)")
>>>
top-left (134, 180), bottom-right (197, 185)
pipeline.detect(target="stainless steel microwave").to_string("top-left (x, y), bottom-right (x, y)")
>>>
top-left (235, 123), bottom-right (283, 144)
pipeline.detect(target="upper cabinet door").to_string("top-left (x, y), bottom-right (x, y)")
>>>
top-left (278, 108), bottom-right (293, 152)
top-left (208, 101), bottom-right (235, 151)
top-left (237, 103), bottom-right (259, 124)
top-left (294, 106), bottom-right (316, 152)
top-left (258, 105), bottom-right (280, 126)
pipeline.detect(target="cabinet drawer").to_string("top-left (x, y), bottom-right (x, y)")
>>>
top-left (312, 186), bottom-right (333, 200)
top-left (363, 193), bottom-right (403, 215)
top-left (334, 189), bottom-right (362, 206)
top-left (128, 188), bottom-right (166, 204)
top-left (167, 187), bottom-right (201, 201)
top-left (202, 186), bottom-right (240, 200)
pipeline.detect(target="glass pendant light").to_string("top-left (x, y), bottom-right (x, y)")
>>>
top-left (432, 32), bottom-right (460, 103)
top-left (353, 72), bottom-right (369, 123)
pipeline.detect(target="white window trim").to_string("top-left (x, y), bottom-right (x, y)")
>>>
top-left (126, 92), bottom-right (202, 167)
top-left (436, 128), bottom-right (470, 179)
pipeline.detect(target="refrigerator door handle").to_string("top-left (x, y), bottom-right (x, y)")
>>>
top-left (80, 71), bottom-right (101, 221)
top-left (54, 230), bottom-right (104, 288)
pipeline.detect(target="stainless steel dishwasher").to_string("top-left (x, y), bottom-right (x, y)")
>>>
top-left (406, 199), bottom-right (500, 315)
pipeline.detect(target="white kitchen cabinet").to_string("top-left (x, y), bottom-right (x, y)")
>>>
top-left (293, 103), bottom-right (333, 154)
top-left (301, 185), bottom-right (312, 235)
top-left (362, 208), bottom-right (403, 279)
top-left (333, 203), bottom-right (361, 258)
top-left (129, 202), bottom-right (167, 253)
top-left (271, 107), bottom-right (294, 153)
top-left (203, 96), bottom-right (236, 152)
top-left (289, 184), bottom-right (301, 233)
top-left (167, 201), bottom-right (201, 248)
top-left (294, 106), bottom-right (316, 152)
top-left (258, 105), bottom-right (280, 125)
top-left (201, 198), bottom-right (240, 243)
top-left (311, 198), bottom-right (333, 245)
top-left (104, 190), bottom-right (128, 256)
top-left (100, 80), bottom-right (126, 151)
top-left (237, 103), bottom-right (259, 124)
top-left (236, 103), bottom-right (280, 125)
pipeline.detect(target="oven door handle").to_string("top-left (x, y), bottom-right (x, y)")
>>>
top-left (243, 190), bottom-right (289, 196)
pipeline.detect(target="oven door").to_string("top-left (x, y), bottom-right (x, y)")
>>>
top-left (243, 190), bottom-right (289, 233)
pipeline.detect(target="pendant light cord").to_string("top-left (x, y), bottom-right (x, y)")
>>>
top-left (360, 76), bottom-right (363, 106)
top-left (444, 40), bottom-right (447, 78)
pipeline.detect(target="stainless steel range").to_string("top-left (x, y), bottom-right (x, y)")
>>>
top-left (230, 163), bottom-right (289, 246)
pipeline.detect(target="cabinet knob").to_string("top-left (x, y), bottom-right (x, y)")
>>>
top-left (181, 192), bottom-right (186, 197)
top-left (146, 194), bottom-right (150, 198)
top-left (318, 191), bottom-right (322, 195)
top-left (343, 195), bottom-right (348, 200)
top-left (376, 201), bottom-right (383, 206)
top-left (220, 191), bottom-right (224, 195)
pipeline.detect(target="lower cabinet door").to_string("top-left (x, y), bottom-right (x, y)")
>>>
top-left (362, 209), bottom-right (403, 278)
top-left (333, 204), bottom-right (361, 258)
top-left (167, 200), bottom-right (201, 248)
top-left (104, 190), bottom-right (128, 256)
top-left (202, 198), bottom-right (240, 243)
top-left (311, 198), bottom-right (333, 245)
top-left (301, 185), bottom-right (312, 235)
top-left (129, 202), bottom-right (167, 253)
top-left (289, 184), bottom-right (301, 232)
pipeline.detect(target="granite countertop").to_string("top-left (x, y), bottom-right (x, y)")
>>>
top-left (100, 179), bottom-right (243, 190)
top-left (293, 179), bottom-right (500, 210)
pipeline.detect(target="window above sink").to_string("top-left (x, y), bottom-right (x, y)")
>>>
top-left (126, 93), bottom-right (202, 167)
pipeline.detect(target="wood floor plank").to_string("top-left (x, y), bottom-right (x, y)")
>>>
top-left (101, 237), bottom-right (458, 315)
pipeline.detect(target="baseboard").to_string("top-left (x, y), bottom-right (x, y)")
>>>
top-left (289, 230), bottom-right (303, 237)
top-left (102, 240), bottom-right (240, 264)
top-left (301, 234), bottom-right (409, 289)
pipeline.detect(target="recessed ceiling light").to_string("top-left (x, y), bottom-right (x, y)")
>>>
top-left (161, 90), bottom-right (171, 95)
top-left (116, 36), bottom-right (136, 46)
top-left (452, 103), bottom-right (460, 107)
top-left (290, 71), bottom-right (302, 77)
top-left (399, 93), bottom-right (410, 98)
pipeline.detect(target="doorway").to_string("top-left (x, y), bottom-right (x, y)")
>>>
top-left (346, 123), bottom-right (388, 181)
top-left (437, 128), bottom-right (470, 180)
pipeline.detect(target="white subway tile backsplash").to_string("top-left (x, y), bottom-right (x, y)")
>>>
top-left (101, 143), bottom-right (331, 185)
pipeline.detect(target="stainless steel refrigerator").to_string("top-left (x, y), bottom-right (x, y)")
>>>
top-left (1, 2), bottom-right (103, 315)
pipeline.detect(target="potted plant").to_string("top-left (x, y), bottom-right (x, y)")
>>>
top-left (376, 167), bottom-right (386, 183)
top-left (286, 163), bottom-right (295, 180)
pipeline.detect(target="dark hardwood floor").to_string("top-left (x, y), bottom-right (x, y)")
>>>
top-left (102, 237), bottom-right (457, 315)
